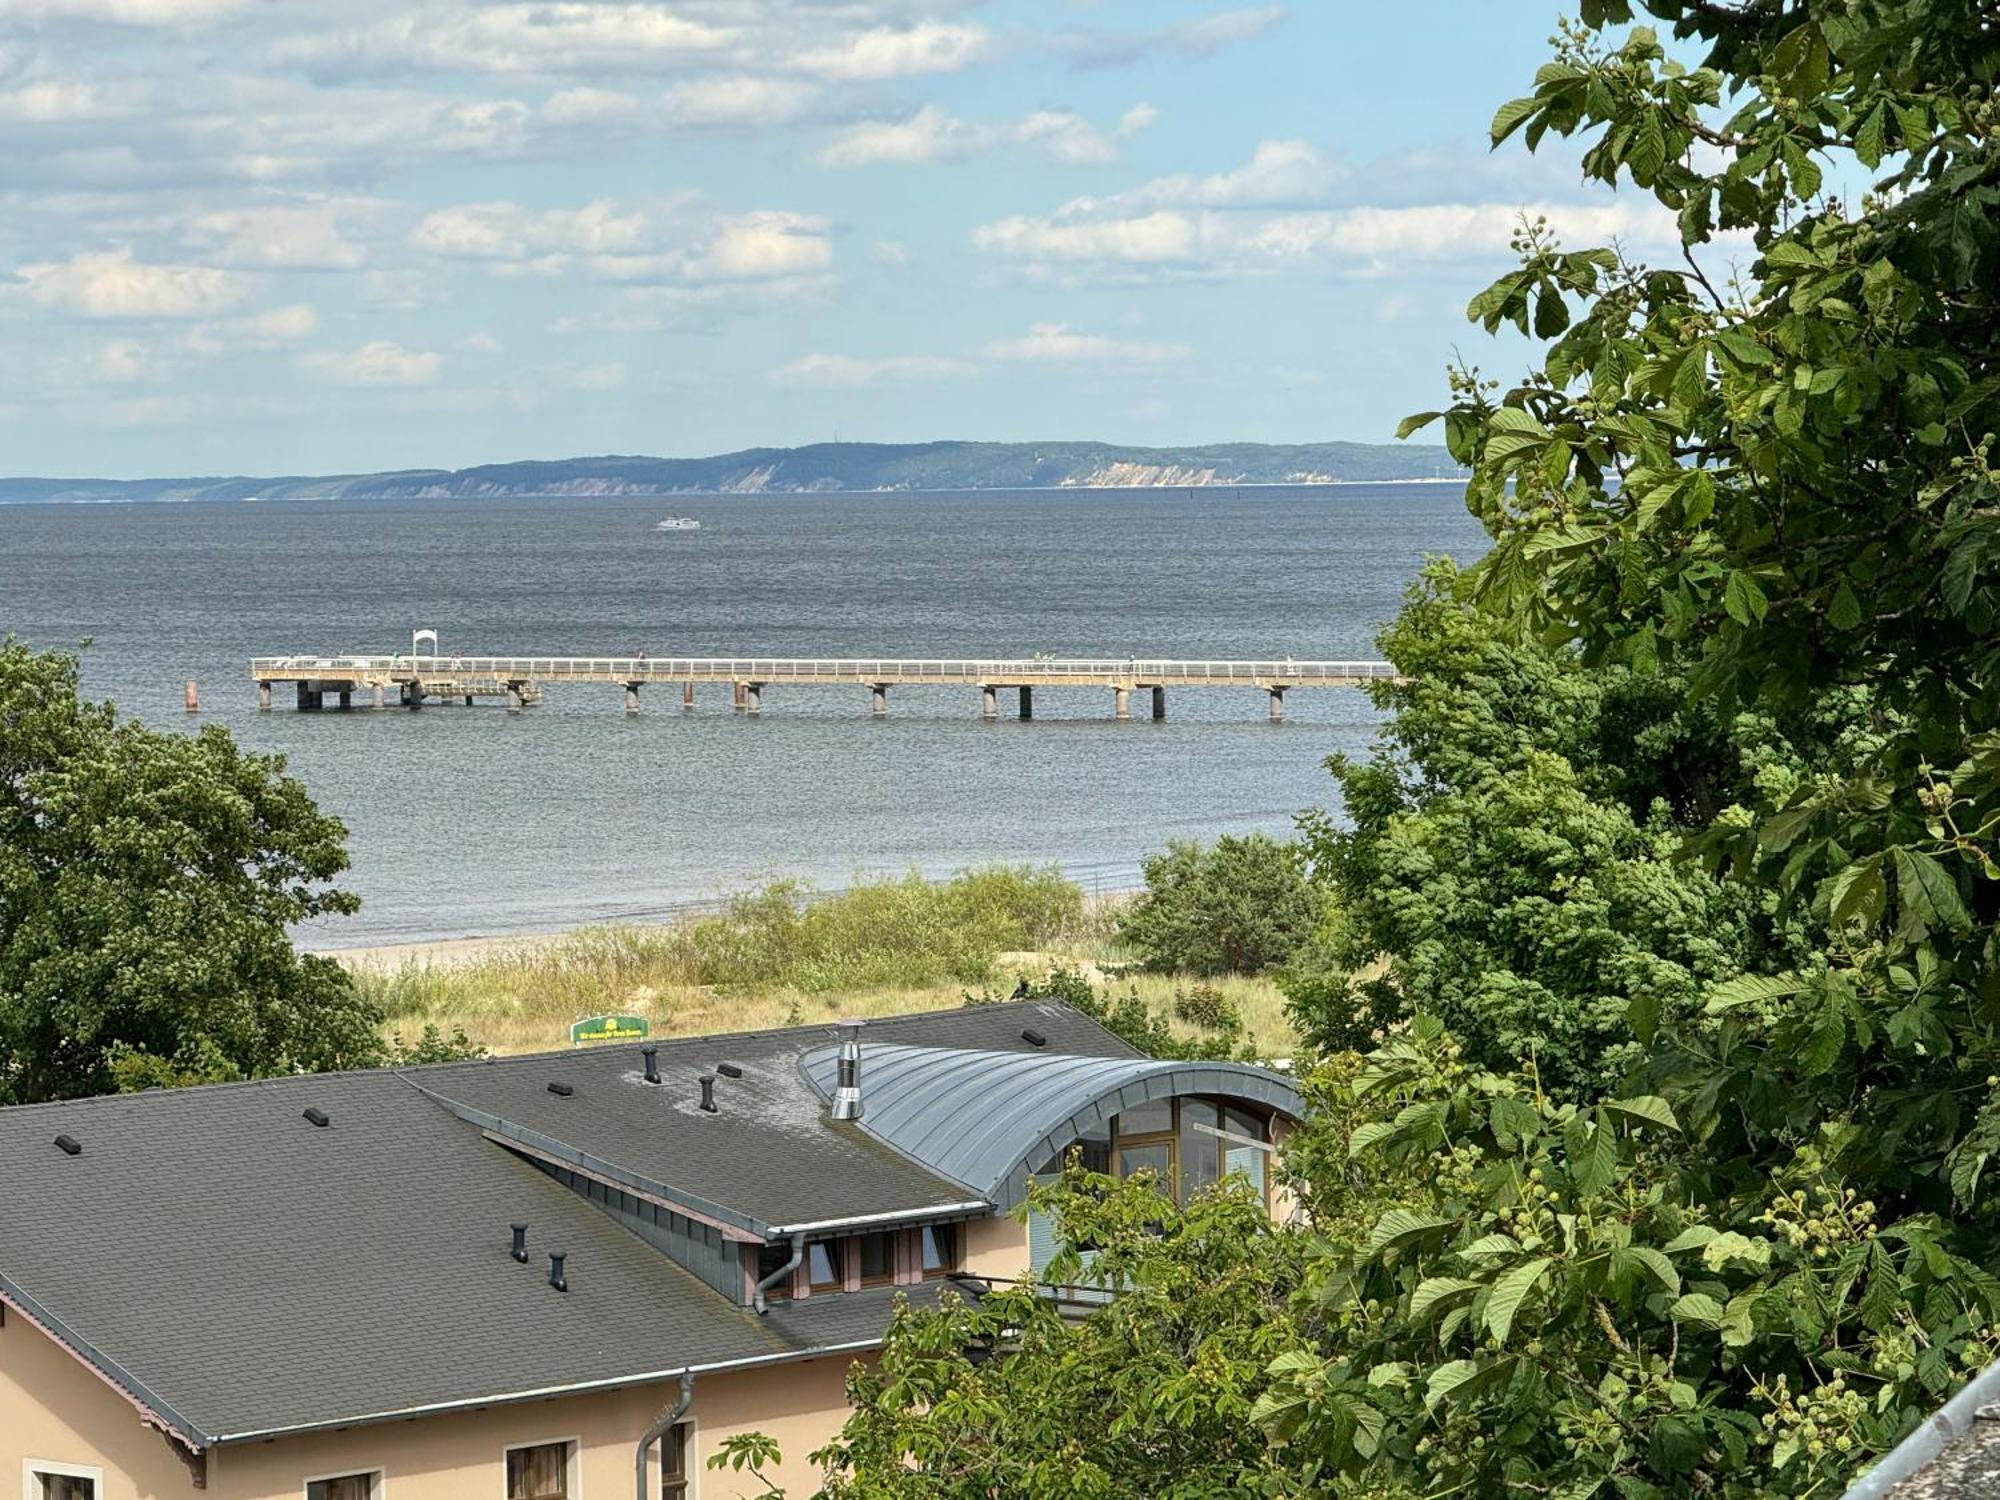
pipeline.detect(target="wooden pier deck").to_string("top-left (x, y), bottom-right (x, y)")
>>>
top-left (249, 655), bottom-right (1396, 721)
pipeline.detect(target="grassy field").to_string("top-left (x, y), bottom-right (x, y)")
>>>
top-left (342, 868), bottom-right (1299, 1059)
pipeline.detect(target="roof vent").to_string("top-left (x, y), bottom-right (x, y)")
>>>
top-left (303, 1107), bottom-right (331, 1128)
top-left (547, 1081), bottom-right (574, 1097)
top-left (548, 1250), bottom-right (568, 1292)
top-left (511, 1222), bottom-right (529, 1264)
top-left (641, 1045), bottom-right (660, 1085)
top-left (831, 1020), bottom-right (864, 1122)
top-left (716, 1061), bottom-right (744, 1079)
top-left (53, 1134), bottom-right (81, 1157)
top-left (1021, 1028), bottom-right (1048, 1047)
top-left (698, 1073), bottom-right (718, 1113)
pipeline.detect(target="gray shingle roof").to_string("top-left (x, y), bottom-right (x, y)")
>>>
top-left (798, 1043), bottom-right (1303, 1209)
top-left (0, 1001), bottom-right (1278, 1451)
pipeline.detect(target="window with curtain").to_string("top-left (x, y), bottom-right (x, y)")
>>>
top-left (307, 1477), bottom-right (374, 1500)
top-left (35, 1476), bottom-right (95, 1500)
top-left (920, 1222), bottom-right (959, 1276)
top-left (661, 1421), bottom-right (692, 1499)
top-left (806, 1237), bottom-right (844, 1289)
top-left (507, 1440), bottom-right (571, 1500)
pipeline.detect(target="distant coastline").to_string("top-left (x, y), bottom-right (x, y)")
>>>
top-left (0, 438), bottom-right (1464, 505)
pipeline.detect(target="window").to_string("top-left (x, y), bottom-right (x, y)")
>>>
top-left (307, 1477), bottom-right (375, 1500)
top-left (755, 1241), bottom-right (793, 1302)
top-left (1115, 1140), bottom-right (1174, 1189)
top-left (806, 1238), bottom-right (843, 1290)
top-left (1178, 1099), bottom-right (1222, 1203)
top-left (857, 1231), bottom-right (895, 1285)
top-left (506, 1441), bottom-right (572, 1500)
top-left (920, 1223), bottom-right (959, 1277)
top-left (661, 1421), bottom-right (694, 1499)
top-left (31, 1476), bottom-right (96, 1500)
top-left (1118, 1098), bottom-right (1174, 1135)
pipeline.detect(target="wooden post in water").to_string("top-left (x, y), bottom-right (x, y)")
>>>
top-left (1152, 685), bottom-right (1166, 720)
top-left (372, 683), bottom-right (385, 711)
top-left (683, 681), bottom-right (696, 711)
top-left (733, 681), bottom-right (747, 713)
top-left (257, 680), bottom-right (271, 712)
top-left (871, 683), bottom-right (888, 717)
top-left (1018, 685), bottom-right (1034, 721)
top-left (982, 685), bottom-right (998, 720)
top-left (339, 689), bottom-right (352, 710)
top-left (184, 679), bottom-right (199, 713)
top-left (1114, 686), bottom-right (1130, 721)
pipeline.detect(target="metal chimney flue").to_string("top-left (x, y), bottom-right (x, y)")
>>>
top-left (698, 1073), bottom-right (718, 1112)
top-left (642, 1045), bottom-right (660, 1085)
top-left (548, 1250), bottom-right (568, 1292)
top-left (511, 1222), bottom-right (529, 1263)
top-left (831, 1021), bottom-right (864, 1121)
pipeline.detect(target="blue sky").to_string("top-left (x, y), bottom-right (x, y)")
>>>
top-left (0, 2), bottom-right (1691, 477)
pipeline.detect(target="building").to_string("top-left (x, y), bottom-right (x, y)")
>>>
top-left (0, 1000), bottom-right (1300, 1500)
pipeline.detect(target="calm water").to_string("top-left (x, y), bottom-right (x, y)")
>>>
top-left (0, 486), bottom-right (1485, 944)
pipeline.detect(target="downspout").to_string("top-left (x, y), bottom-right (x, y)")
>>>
top-left (635, 1372), bottom-right (694, 1500)
top-left (1842, 1354), bottom-right (2000, 1498)
top-left (752, 1232), bottom-right (805, 1316)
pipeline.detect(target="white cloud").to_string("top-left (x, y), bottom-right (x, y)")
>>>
top-left (11, 0), bottom-right (246, 24)
top-left (870, 240), bottom-right (909, 265)
top-left (542, 86), bottom-right (642, 125)
top-left (572, 361), bottom-right (627, 390)
top-left (183, 198), bottom-right (375, 269)
top-left (820, 104), bottom-right (1141, 169)
top-left (1116, 102), bottom-right (1158, 137)
top-left (185, 302), bottom-right (320, 355)
top-left (685, 209), bottom-right (830, 279)
top-left (770, 352), bottom-right (973, 388)
top-left (974, 199), bottom-right (1682, 275)
top-left (411, 198), bottom-right (649, 259)
top-left (984, 322), bottom-right (1189, 365)
top-left (1060, 5), bottom-right (1283, 66)
top-left (0, 81), bottom-right (115, 122)
top-left (662, 75), bottom-right (816, 127)
top-left (459, 331), bottom-right (504, 354)
top-left (300, 340), bottom-right (441, 387)
top-left (13, 247), bottom-right (243, 317)
top-left (818, 104), bottom-right (981, 167)
top-left (789, 22), bottom-right (985, 81)
top-left (1092, 138), bottom-right (1343, 211)
top-left (273, 6), bottom-right (736, 77)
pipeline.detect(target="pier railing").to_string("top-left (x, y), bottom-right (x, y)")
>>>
top-left (249, 655), bottom-right (1395, 686)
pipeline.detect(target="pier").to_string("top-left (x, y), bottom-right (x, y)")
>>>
top-left (249, 654), bottom-right (1396, 722)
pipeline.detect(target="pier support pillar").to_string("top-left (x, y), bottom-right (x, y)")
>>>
top-left (463, 695), bottom-right (473, 707)
top-left (745, 682), bottom-right (763, 716)
top-left (733, 681), bottom-right (747, 713)
top-left (338, 689), bottom-right (352, 710)
top-left (683, 681), bottom-right (695, 711)
top-left (257, 680), bottom-right (272, 712)
top-left (1018, 685), bottom-right (1034, 721)
top-left (982, 685), bottom-right (998, 720)
top-left (296, 682), bottom-right (320, 712)
top-left (406, 681), bottom-right (424, 710)
top-left (184, 679), bottom-right (199, 714)
top-left (625, 682), bottom-right (641, 715)
top-left (1267, 686), bottom-right (1285, 723)
top-left (1114, 686), bottom-right (1131, 721)
top-left (1152, 685), bottom-right (1166, 720)
top-left (871, 683), bottom-right (888, 717)
top-left (505, 681), bottom-right (524, 713)
top-left (372, 683), bottom-right (385, 712)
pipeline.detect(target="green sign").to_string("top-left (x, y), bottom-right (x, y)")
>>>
top-left (570, 1013), bottom-right (649, 1046)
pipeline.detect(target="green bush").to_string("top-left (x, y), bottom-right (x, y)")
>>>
top-left (1116, 834), bottom-right (1319, 976)
top-left (1172, 982), bottom-right (1240, 1033)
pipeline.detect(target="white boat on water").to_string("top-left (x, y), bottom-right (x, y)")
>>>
top-left (654, 517), bottom-right (701, 531)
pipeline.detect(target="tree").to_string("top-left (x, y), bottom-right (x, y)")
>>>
top-left (0, 642), bottom-right (387, 1101)
top-left (1117, 833), bottom-right (1318, 976)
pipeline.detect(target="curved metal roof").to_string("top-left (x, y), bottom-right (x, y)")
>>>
top-left (800, 1042), bottom-right (1302, 1211)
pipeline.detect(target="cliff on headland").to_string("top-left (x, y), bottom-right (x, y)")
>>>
top-left (1, 439), bottom-right (1462, 504)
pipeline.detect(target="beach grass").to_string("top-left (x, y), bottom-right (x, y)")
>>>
top-left (343, 867), bottom-right (1299, 1059)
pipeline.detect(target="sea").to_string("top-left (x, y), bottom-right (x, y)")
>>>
top-left (0, 484), bottom-right (1487, 946)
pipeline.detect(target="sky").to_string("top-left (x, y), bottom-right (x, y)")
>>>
top-left (0, 1), bottom-right (1697, 478)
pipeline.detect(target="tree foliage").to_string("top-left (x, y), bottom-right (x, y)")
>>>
top-left (722, 5), bottom-right (2000, 1496)
top-left (1117, 833), bottom-right (1319, 976)
top-left (0, 642), bottom-right (388, 1101)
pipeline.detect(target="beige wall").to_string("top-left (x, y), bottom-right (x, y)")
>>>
top-left (4, 1305), bottom-right (866, 1500)
top-left (961, 1212), bottom-right (1029, 1284)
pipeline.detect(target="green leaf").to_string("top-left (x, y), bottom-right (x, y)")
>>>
top-left (1663, 1225), bottom-right (1719, 1254)
top-left (1573, 1110), bottom-right (1618, 1196)
top-left (1409, 1276), bottom-right (1482, 1323)
top-left (1705, 973), bottom-right (1805, 1014)
top-left (1670, 1292), bottom-right (1726, 1327)
top-left (1828, 579), bottom-right (1863, 630)
top-left (1365, 1209), bottom-right (1457, 1259)
top-left (1723, 569), bottom-right (1768, 625)
top-left (1490, 95), bottom-right (1541, 144)
top-left (1700, 1232), bottom-right (1773, 1272)
top-left (1396, 410), bottom-right (1443, 440)
top-left (1855, 101), bottom-right (1889, 167)
top-left (1424, 1359), bottom-right (1482, 1409)
top-left (1615, 1245), bottom-right (1680, 1296)
top-left (1894, 847), bottom-right (1971, 936)
top-left (1483, 1256), bottom-right (1553, 1344)
top-left (1603, 1095), bottom-right (1679, 1132)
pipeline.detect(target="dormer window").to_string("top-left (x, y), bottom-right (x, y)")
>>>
top-left (806, 1238), bottom-right (844, 1290)
top-left (920, 1223), bottom-right (960, 1277)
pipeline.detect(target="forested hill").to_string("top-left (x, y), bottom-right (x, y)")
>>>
top-left (1, 439), bottom-right (1459, 503)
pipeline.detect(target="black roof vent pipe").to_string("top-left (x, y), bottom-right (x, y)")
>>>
top-left (549, 1250), bottom-right (568, 1292)
top-left (831, 1020), bottom-right (864, 1121)
top-left (548, 1081), bottom-right (574, 1097)
top-left (303, 1107), bottom-right (331, 1127)
top-left (53, 1134), bottom-right (81, 1157)
top-left (1021, 1028), bottom-right (1048, 1047)
top-left (511, 1222), bottom-right (529, 1263)
top-left (642, 1045), bottom-right (660, 1085)
top-left (698, 1073), bottom-right (718, 1113)
top-left (716, 1061), bottom-right (744, 1079)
